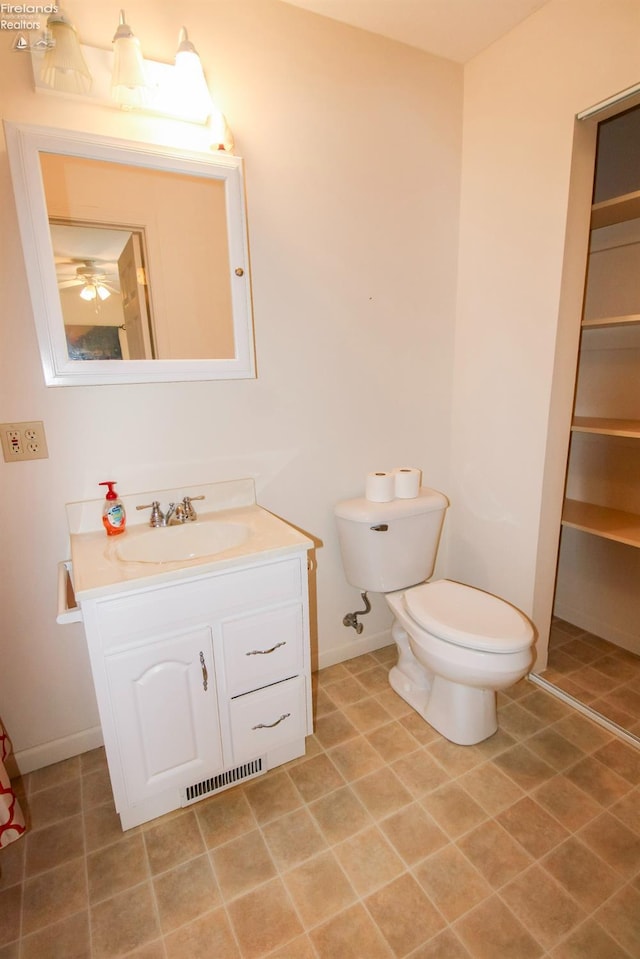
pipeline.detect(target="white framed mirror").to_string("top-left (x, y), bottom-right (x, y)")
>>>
top-left (5, 122), bottom-right (255, 385)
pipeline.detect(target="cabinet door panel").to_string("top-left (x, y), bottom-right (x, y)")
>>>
top-left (106, 627), bottom-right (223, 804)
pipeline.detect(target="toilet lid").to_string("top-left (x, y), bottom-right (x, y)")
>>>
top-left (404, 579), bottom-right (533, 653)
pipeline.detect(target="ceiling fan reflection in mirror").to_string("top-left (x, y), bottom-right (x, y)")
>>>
top-left (55, 257), bottom-right (121, 304)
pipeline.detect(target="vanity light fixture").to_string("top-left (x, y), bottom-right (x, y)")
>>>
top-left (31, 16), bottom-right (233, 149)
top-left (173, 28), bottom-right (213, 123)
top-left (39, 10), bottom-right (92, 95)
top-left (111, 10), bottom-right (148, 109)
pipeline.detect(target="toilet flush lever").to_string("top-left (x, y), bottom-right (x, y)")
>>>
top-left (370, 524), bottom-right (388, 531)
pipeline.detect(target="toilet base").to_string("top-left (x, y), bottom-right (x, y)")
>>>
top-left (390, 663), bottom-right (497, 745)
top-left (389, 619), bottom-right (499, 745)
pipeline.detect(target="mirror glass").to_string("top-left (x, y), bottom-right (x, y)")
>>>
top-left (5, 123), bottom-right (255, 385)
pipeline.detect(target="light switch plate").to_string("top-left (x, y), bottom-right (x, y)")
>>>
top-left (0, 421), bottom-right (49, 462)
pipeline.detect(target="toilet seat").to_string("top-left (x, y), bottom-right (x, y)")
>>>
top-left (404, 579), bottom-right (533, 654)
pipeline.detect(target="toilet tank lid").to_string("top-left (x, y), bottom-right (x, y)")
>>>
top-left (334, 487), bottom-right (448, 523)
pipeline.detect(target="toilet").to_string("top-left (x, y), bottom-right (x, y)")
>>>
top-left (334, 488), bottom-right (535, 745)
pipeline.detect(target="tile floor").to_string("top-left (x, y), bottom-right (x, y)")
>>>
top-left (1, 644), bottom-right (640, 958)
top-left (542, 618), bottom-right (640, 739)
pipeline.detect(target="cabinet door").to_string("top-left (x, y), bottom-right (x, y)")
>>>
top-left (105, 627), bottom-right (223, 805)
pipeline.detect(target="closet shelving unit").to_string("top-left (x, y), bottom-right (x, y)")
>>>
top-left (561, 188), bottom-right (640, 550)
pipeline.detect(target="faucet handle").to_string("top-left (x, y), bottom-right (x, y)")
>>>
top-left (183, 494), bottom-right (205, 521)
top-left (136, 501), bottom-right (164, 527)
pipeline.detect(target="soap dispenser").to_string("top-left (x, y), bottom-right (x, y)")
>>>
top-left (100, 481), bottom-right (126, 536)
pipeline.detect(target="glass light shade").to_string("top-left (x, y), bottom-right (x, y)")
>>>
top-left (40, 12), bottom-right (92, 95)
top-left (174, 27), bottom-right (213, 123)
top-left (80, 283), bottom-right (110, 301)
top-left (111, 10), bottom-right (147, 108)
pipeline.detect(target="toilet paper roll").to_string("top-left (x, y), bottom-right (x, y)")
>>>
top-left (394, 467), bottom-right (421, 499)
top-left (365, 471), bottom-right (395, 502)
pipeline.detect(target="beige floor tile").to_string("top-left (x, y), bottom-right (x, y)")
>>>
top-left (226, 877), bottom-right (303, 959)
top-left (144, 810), bottom-right (204, 875)
top-left (380, 802), bottom-right (448, 864)
top-left (492, 744), bottom-right (557, 792)
top-left (342, 696), bottom-right (391, 733)
top-left (391, 748), bottom-right (451, 797)
top-left (195, 787), bottom-right (257, 849)
top-left (90, 882), bottom-right (160, 959)
top-left (565, 755), bottom-right (633, 807)
top-left (414, 844), bottom-right (491, 921)
top-left (548, 918), bottom-right (630, 959)
top-left (328, 734), bottom-right (386, 780)
top-left (595, 885), bottom-right (640, 957)
top-left (308, 784), bottom-right (372, 843)
top-left (496, 796), bottom-right (569, 857)
top-left (10, 631), bottom-right (640, 958)
top-left (453, 895), bottom-right (543, 959)
top-left (87, 833), bottom-right (148, 904)
top-left (352, 766), bottom-right (413, 820)
top-left (366, 719), bottom-right (421, 762)
top-left (19, 910), bottom-right (90, 959)
top-left (153, 854), bottom-right (220, 934)
top-left (243, 770), bottom-right (303, 825)
top-left (286, 753), bottom-right (345, 803)
top-left (334, 825), bottom-right (404, 895)
top-left (365, 873), bottom-right (446, 956)
top-left (164, 906), bottom-right (240, 959)
top-left (533, 774), bottom-right (602, 831)
top-left (420, 782), bottom-right (488, 838)
top-left (211, 829), bottom-right (276, 900)
top-left (458, 761), bottom-right (525, 816)
top-left (21, 858), bottom-right (88, 936)
top-left (24, 814), bottom-right (84, 877)
top-left (283, 849), bottom-right (356, 926)
top-left (261, 807), bottom-right (327, 870)
top-left (456, 820), bottom-right (532, 889)
top-left (310, 902), bottom-right (393, 958)
top-left (500, 864), bottom-right (585, 950)
top-left (578, 812), bottom-right (640, 878)
top-left (543, 837), bottom-right (622, 910)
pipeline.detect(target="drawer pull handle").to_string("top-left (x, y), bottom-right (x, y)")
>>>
top-left (246, 641), bottom-right (286, 656)
top-left (252, 713), bottom-right (290, 730)
top-left (200, 651), bottom-right (208, 691)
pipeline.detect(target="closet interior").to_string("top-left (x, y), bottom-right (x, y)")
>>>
top-left (542, 103), bottom-right (640, 740)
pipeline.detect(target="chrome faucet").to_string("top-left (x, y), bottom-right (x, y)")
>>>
top-left (137, 495), bottom-right (205, 527)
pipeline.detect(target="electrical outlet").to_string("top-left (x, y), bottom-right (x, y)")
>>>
top-left (0, 421), bottom-right (49, 462)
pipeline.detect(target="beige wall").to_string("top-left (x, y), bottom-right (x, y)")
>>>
top-left (451, 0), bottom-right (640, 667)
top-left (0, 0), bottom-right (462, 768)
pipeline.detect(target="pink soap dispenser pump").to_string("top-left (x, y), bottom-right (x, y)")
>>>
top-left (100, 481), bottom-right (126, 536)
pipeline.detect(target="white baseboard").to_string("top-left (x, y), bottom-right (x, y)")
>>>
top-left (12, 726), bottom-right (104, 776)
top-left (317, 627), bottom-right (393, 671)
top-left (554, 602), bottom-right (640, 656)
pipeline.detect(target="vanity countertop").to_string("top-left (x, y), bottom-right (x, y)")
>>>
top-left (67, 480), bottom-right (313, 601)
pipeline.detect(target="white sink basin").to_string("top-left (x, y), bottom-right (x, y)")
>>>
top-left (115, 521), bottom-right (250, 564)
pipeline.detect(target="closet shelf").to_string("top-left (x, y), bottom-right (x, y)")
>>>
top-left (571, 416), bottom-right (640, 438)
top-left (562, 499), bottom-right (640, 548)
top-left (591, 189), bottom-right (640, 229)
top-left (582, 314), bottom-right (640, 329)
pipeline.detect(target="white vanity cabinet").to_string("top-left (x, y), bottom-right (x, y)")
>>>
top-left (79, 550), bottom-right (312, 830)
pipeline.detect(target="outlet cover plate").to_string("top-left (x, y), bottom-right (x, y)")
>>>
top-left (0, 421), bottom-right (49, 462)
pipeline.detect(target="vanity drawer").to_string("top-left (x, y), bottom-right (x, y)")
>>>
top-left (222, 603), bottom-right (304, 697)
top-left (94, 557), bottom-right (303, 651)
top-left (229, 675), bottom-right (307, 763)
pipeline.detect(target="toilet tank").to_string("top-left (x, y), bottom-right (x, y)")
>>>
top-left (334, 487), bottom-right (449, 593)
